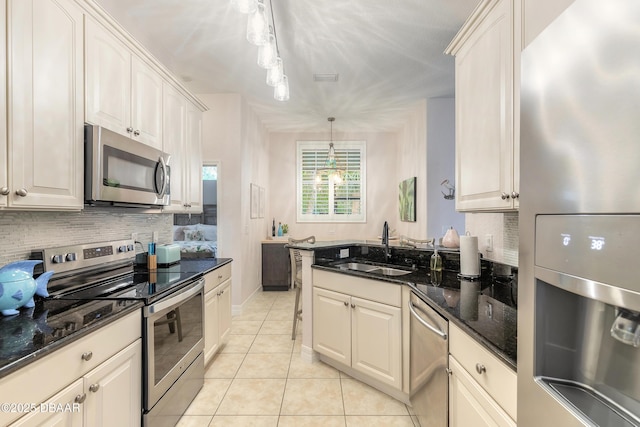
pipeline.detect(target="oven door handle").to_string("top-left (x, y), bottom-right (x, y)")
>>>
top-left (408, 299), bottom-right (448, 340)
top-left (145, 277), bottom-right (204, 316)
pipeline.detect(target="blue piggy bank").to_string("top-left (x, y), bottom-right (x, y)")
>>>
top-left (0, 261), bottom-right (54, 316)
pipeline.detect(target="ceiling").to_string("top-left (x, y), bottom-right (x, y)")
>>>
top-left (95, 0), bottom-right (479, 132)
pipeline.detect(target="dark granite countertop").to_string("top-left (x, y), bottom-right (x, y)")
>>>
top-left (312, 248), bottom-right (517, 371)
top-left (0, 257), bottom-right (232, 379)
top-left (0, 298), bottom-right (142, 379)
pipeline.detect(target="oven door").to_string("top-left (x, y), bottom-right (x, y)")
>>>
top-left (144, 277), bottom-right (204, 411)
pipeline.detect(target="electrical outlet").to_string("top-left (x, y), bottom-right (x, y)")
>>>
top-left (131, 232), bottom-right (138, 241)
top-left (152, 231), bottom-right (159, 242)
top-left (485, 234), bottom-right (494, 252)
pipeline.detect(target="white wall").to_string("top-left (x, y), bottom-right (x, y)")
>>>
top-left (395, 101), bottom-right (427, 239)
top-left (199, 93), bottom-right (269, 308)
top-left (268, 130), bottom-right (399, 241)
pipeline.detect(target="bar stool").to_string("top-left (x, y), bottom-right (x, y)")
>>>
top-left (288, 236), bottom-right (315, 340)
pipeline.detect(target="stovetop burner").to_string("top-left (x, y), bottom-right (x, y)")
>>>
top-left (34, 240), bottom-right (201, 305)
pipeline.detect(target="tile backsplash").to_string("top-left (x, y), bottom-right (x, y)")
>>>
top-left (466, 212), bottom-right (519, 266)
top-left (0, 209), bottom-right (173, 265)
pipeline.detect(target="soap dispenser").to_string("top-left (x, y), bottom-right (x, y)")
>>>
top-left (430, 249), bottom-right (443, 271)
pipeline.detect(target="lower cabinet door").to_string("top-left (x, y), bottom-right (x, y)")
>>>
top-left (83, 340), bottom-right (141, 427)
top-left (204, 288), bottom-right (220, 365)
top-left (449, 356), bottom-right (516, 427)
top-left (313, 288), bottom-right (351, 365)
top-left (11, 379), bottom-right (84, 427)
top-left (218, 280), bottom-right (232, 344)
top-left (351, 296), bottom-right (401, 389)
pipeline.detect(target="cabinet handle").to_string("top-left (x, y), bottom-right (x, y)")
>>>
top-left (134, 129), bottom-right (140, 136)
top-left (218, 275), bottom-right (223, 279)
top-left (475, 363), bottom-right (486, 374)
top-left (446, 368), bottom-right (452, 376)
top-left (344, 301), bottom-right (349, 307)
top-left (511, 191), bottom-right (520, 199)
top-left (350, 303), bottom-right (356, 308)
top-left (81, 351), bottom-right (93, 361)
top-left (15, 188), bottom-right (28, 197)
top-left (500, 192), bottom-right (510, 200)
top-left (74, 393), bottom-right (86, 404)
top-left (126, 127), bottom-right (133, 133)
top-left (0, 187), bottom-right (9, 196)
top-left (89, 384), bottom-right (100, 393)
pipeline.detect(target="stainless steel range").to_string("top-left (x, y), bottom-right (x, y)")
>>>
top-left (32, 239), bottom-right (204, 427)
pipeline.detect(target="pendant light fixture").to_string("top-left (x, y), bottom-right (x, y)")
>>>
top-left (231, 0), bottom-right (257, 14)
top-left (266, 57), bottom-right (284, 86)
top-left (257, 27), bottom-right (278, 69)
top-left (232, 0), bottom-right (290, 101)
top-left (274, 74), bottom-right (290, 101)
top-left (246, 0), bottom-right (268, 46)
top-left (315, 117), bottom-right (344, 184)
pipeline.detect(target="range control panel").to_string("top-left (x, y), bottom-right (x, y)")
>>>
top-left (31, 239), bottom-right (136, 276)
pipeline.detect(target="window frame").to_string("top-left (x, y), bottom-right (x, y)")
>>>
top-left (296, 140), bottom-right (366, 223)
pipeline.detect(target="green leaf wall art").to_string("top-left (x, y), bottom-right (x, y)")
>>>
top-left (399, 177), bottom-right (416, 222)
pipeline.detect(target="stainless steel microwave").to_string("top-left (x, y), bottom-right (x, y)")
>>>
top-left (84, 124), bottom-right (170, 207)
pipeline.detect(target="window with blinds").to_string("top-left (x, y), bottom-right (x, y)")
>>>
top-left (297, 141), bottom-right (366, 223)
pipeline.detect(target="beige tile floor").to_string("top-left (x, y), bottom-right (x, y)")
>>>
top-left (178, 289), bottom-right (418, 427)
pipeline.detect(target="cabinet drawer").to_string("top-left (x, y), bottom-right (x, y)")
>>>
top-left (449, 323), bottom-right (517, 421)
top-left (313, 269), bottom-right (402, 307)
top-left (205, 263), bottom-right (232, 293)
top-left (0, 310), bottom-right (141, 426)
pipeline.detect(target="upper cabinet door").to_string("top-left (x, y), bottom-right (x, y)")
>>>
top-left (446, 0), bottom-right (520, 211)
top-left (85, 18), bottom-right (131, 135)
top-left (0, 0), bottom-right (7, 208)
top-left (8, 0), bottom-right (84, 209)
top-left (131, 56), bottom-right (163, 149)
top-left (185, 101), bottom-right (203, 212)
top-left (162, 82), bottom-right (186, 212)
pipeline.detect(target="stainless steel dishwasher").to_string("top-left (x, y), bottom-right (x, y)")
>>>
top-left (409, 291), bottom-right (449, 427)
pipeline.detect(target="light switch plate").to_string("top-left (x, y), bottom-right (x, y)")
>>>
top-left (485, 234), bottom-right (494, 252)
top-left (339, 248), bottom-right (349, 258)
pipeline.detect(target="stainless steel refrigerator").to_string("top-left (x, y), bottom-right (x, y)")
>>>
top-left (519, 0), bottom-right (640, 426)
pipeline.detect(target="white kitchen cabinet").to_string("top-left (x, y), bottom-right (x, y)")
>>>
top-left (448, 323), bottom-right (517, 427)
top-left (449, 356), bottom-right (516, 427)
top-left (0, 0), bottom-right (6, 208)
top-left (445, 0), bottom-right (521, 211)
top-left (2, 0), bottom-right (84, 210)
top-left (185, 101), bottom-right (203, 212)
top-left (1, 311), bottom-right (141, 426)
top-left (83, 340), bottom-right (141, 427)
top-left (85, 18), bottom-right (163, 150)
top-left (204, 264), bottom-right (232, 365)
top-left (163, 83), bottom-right (202, 213)
top-left (313, 276), bottom-right (402, 390)
top-left (11, 379), bottom-right (84, 427)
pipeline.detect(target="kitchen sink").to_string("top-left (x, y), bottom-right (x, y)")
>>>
top-left (337, 262), bottom-right (412, 276)
top-left (375, 267), bottom-right (412, 276)
top-left (338, 262), bottom-right (379, 272)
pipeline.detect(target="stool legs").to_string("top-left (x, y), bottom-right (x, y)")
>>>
top-left (291, 284), bottom-right (302, 340)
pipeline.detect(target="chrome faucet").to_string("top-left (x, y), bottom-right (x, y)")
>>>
top-left (382, 221), bottom-right (390, 262)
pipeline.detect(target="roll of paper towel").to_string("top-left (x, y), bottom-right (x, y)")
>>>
top-left (460, 234), bottom-right (480, 277)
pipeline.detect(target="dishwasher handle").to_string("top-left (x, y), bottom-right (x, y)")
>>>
top-left (409, 300), bottom-right (448, 340)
